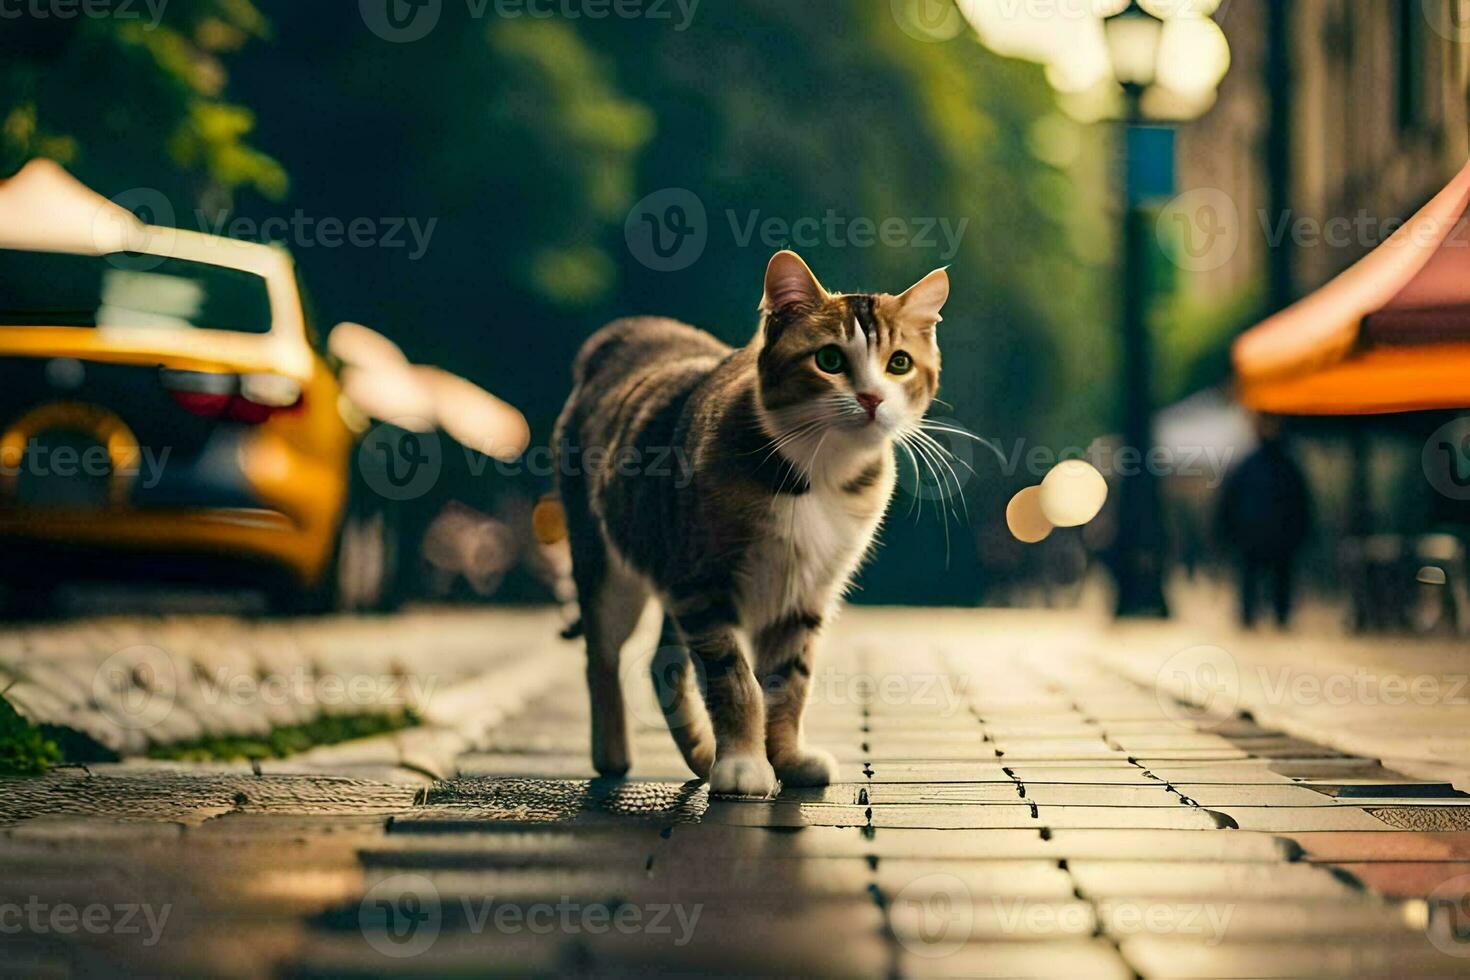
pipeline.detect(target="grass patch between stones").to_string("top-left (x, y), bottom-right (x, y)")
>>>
top-left (0, 691), bottom-right (63, 775)
top-left (147, 708), bottom-right (420, 763)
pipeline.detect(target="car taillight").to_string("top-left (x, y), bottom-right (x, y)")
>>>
top-left (159, 368), bottom-right (303, 424)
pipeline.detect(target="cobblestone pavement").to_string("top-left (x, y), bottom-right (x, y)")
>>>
top-left (5, 607), bottom-right (1470, 977)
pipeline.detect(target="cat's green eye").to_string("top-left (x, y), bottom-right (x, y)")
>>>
top-left (888, 351), bottom-right (914, 375)
top-left (814, 345), bottom-right (846, 374)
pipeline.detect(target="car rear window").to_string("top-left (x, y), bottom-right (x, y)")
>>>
top-left (0, 249), bottom-right (273, 334)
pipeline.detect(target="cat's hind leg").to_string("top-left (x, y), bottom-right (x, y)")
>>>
top-left (571, 542), bottom-right (647, 779)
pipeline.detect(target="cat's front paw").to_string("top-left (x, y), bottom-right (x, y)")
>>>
top-left (709, 753), bottom-right (779, 799)
top-left (773, 748), bottom-right (838, 787)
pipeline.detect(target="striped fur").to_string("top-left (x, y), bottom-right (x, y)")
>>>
top-left (553, 251), bottom-right (948, 796)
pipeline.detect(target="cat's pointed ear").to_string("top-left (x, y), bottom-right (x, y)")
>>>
top-left (897, 267), bottom-right (950, 325)
top-left (761, 250), bottom-right (829, 313)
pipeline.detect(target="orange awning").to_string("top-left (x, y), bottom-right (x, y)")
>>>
top-left (1233, 158), bottom-right (1470, 415)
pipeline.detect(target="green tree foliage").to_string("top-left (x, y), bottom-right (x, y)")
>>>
top-left (0, 1), bottom-right (285, 205)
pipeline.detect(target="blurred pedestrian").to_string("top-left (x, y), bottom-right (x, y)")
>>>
top-left (1215, 416), bottom-right (1312, 627)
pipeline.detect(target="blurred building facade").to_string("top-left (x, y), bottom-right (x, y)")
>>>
top-left (1168, 0), bottom-right (1470, 630)
top-left (1180, 0), bottom-right (1470, 309)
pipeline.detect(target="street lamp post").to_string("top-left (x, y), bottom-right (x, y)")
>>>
top-left (957, 0), bottom-right (1231, 618)
top-left (1105, 3), bottom-right (1170, 618)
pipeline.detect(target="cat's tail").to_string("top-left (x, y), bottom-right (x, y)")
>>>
top-left (651, 614), bottom-right (716, 779)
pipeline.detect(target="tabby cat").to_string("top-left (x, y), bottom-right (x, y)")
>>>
top-left (553, 250), bottom-right (949, 797)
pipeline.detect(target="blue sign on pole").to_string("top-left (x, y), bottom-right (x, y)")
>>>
top-left (1126, 125), bottom-right (1176, 205)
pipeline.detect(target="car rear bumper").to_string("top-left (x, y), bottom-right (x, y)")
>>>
top-left (0, 507), bottom-right (327, 585)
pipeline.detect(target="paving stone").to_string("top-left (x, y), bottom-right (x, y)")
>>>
top-left (1169, 784), bottom-right (1348, 807)
top-left (287, 927), bottom-right (570, 978)
top-left (870, 804), bottom-right (1223, 831)
top-left (859, 743), bottom-right (998, 762)
top-left (1368, 807), bottom-right (1470, 831)
top-left (185, 811), bottom-right (393, 839)
top-left (1212, 806), bottom-right (1398, 832)
top-left (1042, 830), bottom-right (1297, 862)
top-left (898, 939), bottom-right (1133, 979)
top-left (860, 730), bottom-right (990, 746)
top-left (360, 827), bottom-right (664, 869)
top-left (877, 860), bottom-right (1075, 899)
top-left (587, 906), bottom-right (890, 978)
top-left (1003, 766), bottom-right (1163, 785)
top-left (1119, 935), bottom-right (1470, 978)
top-left (2, 816), bottom-right (186, 844)
top-left (868, 782), bottom-right (1189, 807)
top-left (859, 715), bottom-right (985, 732)
top-left (988, 738), bottom-right (1128, 761)
top-left (862, 762), bottom-right (1017, 783)
top-left (0, 770), bottom-right (415, 826)
top-left (889, 898), bottom-right (1098, 943)
top-left (1265, 759), bottom-right (1421, 780)
top-left (981, 720), bottom-right (1101, 738)
top-left (1098, 898), bottom-right (1427, 941)
top-left (1223, 737), bottom-right (1359, 759)
top-left (1313, 782), bottom-right (1469, 800)
top-left (865, 784), bottom-right (1023, 805)
top-left (1129, 749), bottom-right (1254, 762)
top-left (1287, 831), bottom-right (1470, 863)
top-left (1140, 764), bottom-right (1299, 785)
top-left (425, 776), bottom-right (697, 810)
top-left (1107, 732), bottom-right (1242, 752)
top-left (1018, 784), bottom-right (1192, 807)
top-left (1336, 861), bottom-right (1470, 898)
top-left (698, 801), bottom-right (873, 829)
top-left (1068, 860), bottom-right (1360, 899)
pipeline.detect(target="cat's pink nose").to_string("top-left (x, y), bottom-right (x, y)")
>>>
top-left (856, 392), bottom-right (884, 421)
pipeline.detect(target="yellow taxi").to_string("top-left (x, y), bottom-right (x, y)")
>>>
top-left (0, 161), bottom-right (394, 614)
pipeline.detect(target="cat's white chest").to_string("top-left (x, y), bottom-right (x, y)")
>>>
top-left (739, 487), bottom-right (879, 631)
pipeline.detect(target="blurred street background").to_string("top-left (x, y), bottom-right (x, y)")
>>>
top-left (8, 0), bottom-right (1470, 976)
